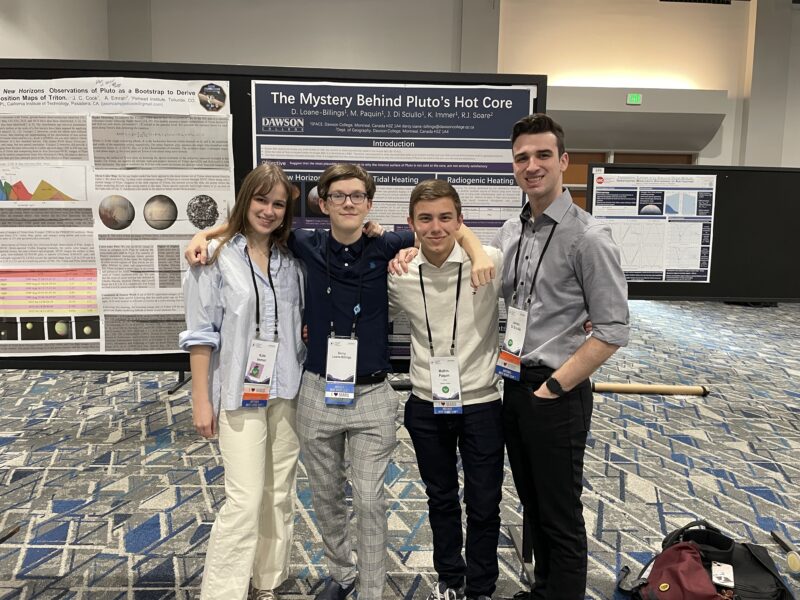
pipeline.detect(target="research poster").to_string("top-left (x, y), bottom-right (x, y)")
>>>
top-left (591, 169), bottom-right (716, 282)
top-left (0, 77), bottom-right (234, 356)
top-left (252, 80), bottom-right (537, 243)
top-left (252, 79), bottom-right (538, 359)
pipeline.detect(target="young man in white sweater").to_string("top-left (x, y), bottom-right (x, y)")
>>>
top-left (388, 180), bottom-right (504, 600)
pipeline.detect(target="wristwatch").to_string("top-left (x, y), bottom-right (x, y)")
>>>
top-left (545, 376), bottom-right (565, 397)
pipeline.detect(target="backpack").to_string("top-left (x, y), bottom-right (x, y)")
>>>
top-left (617, 520), bottom-right (796, 600)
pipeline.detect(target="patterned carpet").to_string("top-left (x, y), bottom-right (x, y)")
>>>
top-left (0, 300), bottom-right (798, 599)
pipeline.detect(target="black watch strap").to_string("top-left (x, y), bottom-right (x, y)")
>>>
top-left (546, 376), bottom-right (565, 396)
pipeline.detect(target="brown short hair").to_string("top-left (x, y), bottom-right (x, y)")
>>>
top-left (409, 179), bottom-right (462, 218)
top-left (210, 162), bottom-right (293, 262)
top-left (511, 113), bottom-right (566, 156)
top-left (317, 163), bottom-right (376, 200)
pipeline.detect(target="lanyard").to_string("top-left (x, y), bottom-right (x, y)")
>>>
top-left (244, 245), bottom-right (279, 341)
top-left (418, 262), bottom-right (462, 357)
top-left (325, 239), bottom-right (364, 339)
top-left (511, 218), bottom-right (557, 308)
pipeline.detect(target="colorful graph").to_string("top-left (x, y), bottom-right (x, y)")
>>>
top-left (0, 178), bottom-right (76, 201)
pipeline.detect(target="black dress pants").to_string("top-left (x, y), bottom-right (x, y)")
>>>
top-left (404, 395), bottom-right (505, 598)
top-left (503, 369), bottom-right (593, 600)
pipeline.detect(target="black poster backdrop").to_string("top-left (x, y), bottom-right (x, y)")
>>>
top-left (587, 163), bottom-right (800, 302)
top-left (0, 59), bottom-right (546, 371)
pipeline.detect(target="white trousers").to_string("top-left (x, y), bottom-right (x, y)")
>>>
top-left (200, 397), bottom-right (300, 600)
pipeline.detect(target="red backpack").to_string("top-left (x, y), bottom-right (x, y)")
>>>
top-left (618, 520), bottom-right (795, 600)
top-left (634, 541), bottom-right (722, 600)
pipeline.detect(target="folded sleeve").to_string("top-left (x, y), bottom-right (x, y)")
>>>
top-left (179, 261), bottom-right (223, 351)
top-left (575, 225), bottom-right (630, 347)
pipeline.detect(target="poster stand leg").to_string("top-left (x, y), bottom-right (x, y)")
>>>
top-left (508, 510), bottom-right (535, 590)
top-left (0, 522), bottom-right (21, 544)
top-left (167, 370), bottom-right (192, 395)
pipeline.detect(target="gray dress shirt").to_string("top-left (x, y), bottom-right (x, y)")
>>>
top-left (492, 189), bottom-right (630, 370)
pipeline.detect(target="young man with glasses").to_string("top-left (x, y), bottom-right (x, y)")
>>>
top-left (388, 180), bottom-right (504, 600)
top-left (185, 163), bottom-right (492, 600)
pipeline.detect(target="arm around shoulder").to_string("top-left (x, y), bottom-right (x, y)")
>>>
top-left (454, 224), bottom-right (495, 288)
top-left (185, 223), bottom-right (227, 266)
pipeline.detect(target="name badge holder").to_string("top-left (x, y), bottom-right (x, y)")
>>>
top-left (324, 241), bottom-right (363, 406)
top-left (325, 336), bottom-right (358, 405)
top-left (496, 307), bottom-right (527, 380)
top-left (242, 246), bottom-right (279, 408)
top-left (495, 221), bottom-right (557, 381)
top-left (420, 263), bottom-right (463, 414)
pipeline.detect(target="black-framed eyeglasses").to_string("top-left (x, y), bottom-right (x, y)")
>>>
top-left (326, 192), bottom-right (369, 205)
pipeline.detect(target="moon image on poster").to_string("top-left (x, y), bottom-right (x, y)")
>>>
top-left (54, 320), bottom-right (69, 337)
top-left (83, 325), bottom-right (93, 336)
top-left (187, 194), bottom-right (220, 229)
top-left (98, 195), bottom-right (135, 230)
top-left (640, 204), bottom-right (663, 215)
top-left (143, 194), bottom-right (178, 230)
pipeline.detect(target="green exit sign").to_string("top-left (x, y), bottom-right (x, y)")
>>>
top-left (627, 93), bottom-right (643, 106)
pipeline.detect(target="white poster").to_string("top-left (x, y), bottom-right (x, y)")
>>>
top-left (0, 78), bottom-right (235, 356)
top-left (591, 170), bottom-right (716, 283)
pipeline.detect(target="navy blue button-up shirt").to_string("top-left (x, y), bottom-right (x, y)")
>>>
top-left (289, 228), bottom-right (415, 377)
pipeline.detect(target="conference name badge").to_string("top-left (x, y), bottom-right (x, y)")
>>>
top-left (325, 337), bottom-right (358, 406)
top-left (495, 306), bottom-right (527, 381)
top-left (430, 356), bottom-right (462, 415)
top-left (242, 339), bottom-right (278, 408)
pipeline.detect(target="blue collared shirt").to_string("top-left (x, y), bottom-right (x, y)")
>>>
top-left (289, 228), bottom-right (415, 377)
top-left (180, 233), bottom-right (306, 414)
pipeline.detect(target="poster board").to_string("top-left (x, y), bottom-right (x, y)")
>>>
top-left (0, 59), bottom-right (546, 371)
top-left (587, 163), bottom-right (800, 302)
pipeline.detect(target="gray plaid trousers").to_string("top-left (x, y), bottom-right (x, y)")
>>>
top-left (296, 372), bottom-right (401, 600)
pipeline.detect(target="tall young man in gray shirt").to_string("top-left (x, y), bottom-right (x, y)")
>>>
top-left (492, 114), bottom-right (630, 600)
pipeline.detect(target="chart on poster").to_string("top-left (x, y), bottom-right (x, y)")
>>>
top-left (0, 77), bottom-right (235, 356)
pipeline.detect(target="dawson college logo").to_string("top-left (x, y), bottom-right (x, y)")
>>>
top-left (261, 116), bottom-right (304, 132)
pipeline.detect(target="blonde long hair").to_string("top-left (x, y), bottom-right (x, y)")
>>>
top-left (210, 162), bottom-right (294, 263)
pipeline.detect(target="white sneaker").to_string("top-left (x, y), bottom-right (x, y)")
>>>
top-left (427, 581), bottom-right (464, 600)
top-left (251, 589), bottom-right (277, 600)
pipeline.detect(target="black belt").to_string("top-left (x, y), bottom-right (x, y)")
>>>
top-left (355, 373), bottom-right (387, 385)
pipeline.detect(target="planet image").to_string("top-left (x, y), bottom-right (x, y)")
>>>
top-left (0, 318), bottom-right (17, 341)
top-left (98, 194), bottom-right (135, 230)
top-left (143, 194), bottom-right (178, 230)
top-left (640, 204), bottom-right (663, 215)
top-left (306, 186), bottom-right (325, 217)
top-left (187, 194), bottom-right (219, 229)
top-left (75, 316), bottom-right (101, 339)
top-left (20, 318), bottom-right (45, 340)
top-left (47, 317), bottom-right (73, 340)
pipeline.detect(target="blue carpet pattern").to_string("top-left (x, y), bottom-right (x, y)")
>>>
top-left (0, 300), bottom-right (798, 598)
